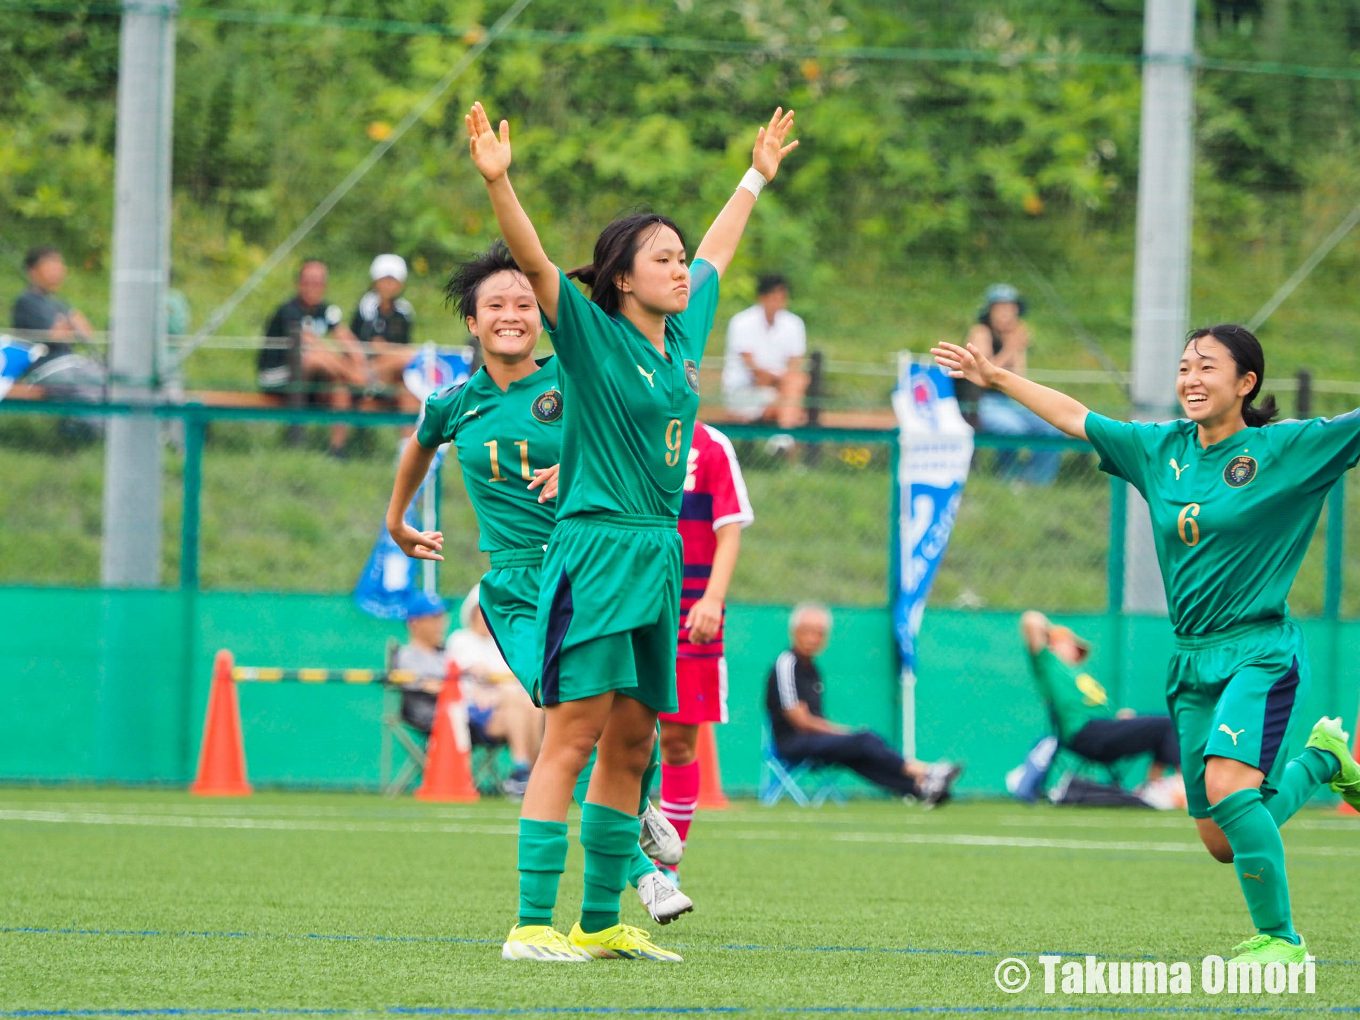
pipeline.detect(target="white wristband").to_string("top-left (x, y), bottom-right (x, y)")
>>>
top-left (738, 167), bottom-right (767, 198)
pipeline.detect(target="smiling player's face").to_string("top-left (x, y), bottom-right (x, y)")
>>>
top-left (468, 269), bottom-right (540, 362)
top-left (1177, 335), bottom-right (1255, 426)
top-left (617, 225), bottom-right (690, 316)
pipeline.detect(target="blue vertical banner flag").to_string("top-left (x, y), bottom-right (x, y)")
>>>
top-left (353, 443), bottom-right (446, 620)
top-left (892, 357), bottom-right (973, 757)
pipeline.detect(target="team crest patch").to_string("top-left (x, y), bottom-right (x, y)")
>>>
top-left (684, 359), bottom-right (700, 394)
top-left (531, 388), bottom-right (563, 423)
top-left (1224, 455), bottom-right (1257, 487)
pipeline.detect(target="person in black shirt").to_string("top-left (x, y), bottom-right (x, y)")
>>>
top-left (351, 254), bottom-right (419, 413)
top-left (11, 246), bottom-right (106, 406)
top-left (259, 259), bottom-right (368, 455)
top-left (765, 602), bottom-right (963, 807)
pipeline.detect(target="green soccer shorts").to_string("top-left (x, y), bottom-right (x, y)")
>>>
top-left (535, 513), bottom-right (682, 715)
top-left (1166, 616), bottom-right (1312, 819)
top-left (477, 547), bottom-right (546, 703)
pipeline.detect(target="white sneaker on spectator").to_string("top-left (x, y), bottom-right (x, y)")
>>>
top-left (637, 869), bottom-right (693, 925)
top-left (638, 801), bottom-right (683, 865)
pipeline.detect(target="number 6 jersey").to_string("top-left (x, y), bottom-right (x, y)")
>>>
top-left (416, 358), bottom-right (563, 553)
top-left (1085, 409), bottom-right (1360, 636)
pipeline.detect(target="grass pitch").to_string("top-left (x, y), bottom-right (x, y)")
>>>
top-left (2, 788), bottom-right (1358, 1018)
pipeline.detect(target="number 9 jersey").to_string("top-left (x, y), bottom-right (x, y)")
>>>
top-left (1085, 409), bottom-right (1360, 637)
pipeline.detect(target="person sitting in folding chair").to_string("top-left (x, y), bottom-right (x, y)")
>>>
top-left (445, 585), bottom-right (545, 796)
top-left (765, 602), bottom-right (962, 807)
top-left (1021, 611), bottom-right (1185, 809)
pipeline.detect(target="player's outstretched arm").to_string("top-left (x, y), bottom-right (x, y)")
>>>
top-left (931, 340), bottom-right (1090, 441)
top-left (466, 101), bottom-right (561, 326)
top-left (385, 438), bottom-right (444, 561)
top-left (693, 108), bottom-right (798, 279)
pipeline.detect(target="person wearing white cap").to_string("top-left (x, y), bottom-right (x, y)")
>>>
top-left (352, 253), bottom-right (420, 412)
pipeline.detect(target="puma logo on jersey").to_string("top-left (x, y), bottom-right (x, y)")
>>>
top-left (637, 366), bottom-right (656, 387)
top-left (1218, 724), bottom-right (1245, 745)
top-left (1242, 869), bottom-right (1265, 884)
top-left (1169, 458), bottom-right (1187, 480)
top-left (461, 406), bottom-right (481, 419)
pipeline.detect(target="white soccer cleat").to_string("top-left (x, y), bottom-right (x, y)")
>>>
top-left (638, 801), bottom-right (683, 865)
top-left (637, 869), bottom-right (693, 925)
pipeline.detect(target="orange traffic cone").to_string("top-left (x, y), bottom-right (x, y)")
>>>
top-left (695, 722), bottom-right (729, 810)
top-left (415, 662), bottom-right (479, 803)
top-left (190, 649), bottom-right (252, 797)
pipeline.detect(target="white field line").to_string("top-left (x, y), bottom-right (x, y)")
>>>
top-left (2, 799), bottom-right (1352, 833)
top-left (2, 807), bottom-right (1356, 858)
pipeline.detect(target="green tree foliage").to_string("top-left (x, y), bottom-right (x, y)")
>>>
top-left (3, 0), bottom-right (1360, 350)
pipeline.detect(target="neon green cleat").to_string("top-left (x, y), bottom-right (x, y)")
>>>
top-left (501, 924), bottom-right (591, 962)
top-left (568, 922), bottom-right (683, 961)
top-left (1229, 934), bottom-right (1309, 964)
top-left (1304, 716), bottom-right (1360, 810)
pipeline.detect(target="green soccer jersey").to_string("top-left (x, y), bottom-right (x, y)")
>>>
top-left (545, 259), bottom-right (720, 521)
top-left (1028, 648), bottom-right (1115, 743)
top-left (1086, 410), bottom-right (1360, 636)
top-left (415, 358), bottom-right (563, 553)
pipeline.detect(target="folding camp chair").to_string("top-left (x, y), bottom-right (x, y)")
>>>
top-left (757, 726), bottom-right (845, 807)
top-left (380, 639), bottom-right (429, 796)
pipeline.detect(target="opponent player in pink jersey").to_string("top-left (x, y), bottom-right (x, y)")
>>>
top-left (656, 421), bottom-right (753, 885)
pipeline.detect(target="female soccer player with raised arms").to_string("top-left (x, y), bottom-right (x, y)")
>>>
top-left (467, 100), bottom-right (796, 962)
top-left (933, 325), bottom-right (1360, 965)
top-left (383, 241), bottom-right (693, 936)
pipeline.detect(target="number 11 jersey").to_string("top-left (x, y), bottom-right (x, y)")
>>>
top-left (416, 357), bottom-right (564, 553)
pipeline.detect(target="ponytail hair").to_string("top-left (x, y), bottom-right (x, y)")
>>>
top-left (567, 211), bottom-right (687, 315)
top-left (1185, 324), bottom-right (1279, 428)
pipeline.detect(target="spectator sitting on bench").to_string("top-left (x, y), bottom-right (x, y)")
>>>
top-left (765, 602), bottom-right (962, 807)
top-left (352, 254), bottom-right (420, 414)
top-left (10, 246), bottom-right (106, 403)
top-left (258, 259), bottom-right (368, 457)
top-left (445, 585), bottom-right (543, 797)
top-left (1021, 610), bottom-right (1184, 809)
top-left (720, 273), bottom-right (809, 431)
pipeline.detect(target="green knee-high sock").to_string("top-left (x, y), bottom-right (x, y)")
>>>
top-left (1262, 747), bottom-right (1336, 828)
top-left (572, 750), bottom-right (656, 890)
top-left (573, 747), bottom-right (597, 809)
top-left (639, 729), bottom-right (661, 815)
top-left (1208, 788), bottom-right (1297, 942)
top-left (517, 818), bottom-right (568, 928)
top-left (627, 844), bottom-right (658, 888)
top-left (579, 802), bottom-right (640, 933)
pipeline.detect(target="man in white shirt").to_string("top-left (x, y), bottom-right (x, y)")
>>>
top-left (720, 274), bottom-right (809, 429)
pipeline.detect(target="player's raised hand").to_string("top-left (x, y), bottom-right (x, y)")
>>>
top-left (466, 102), bottom-right (511, 182)
top-left (685, 595), bottom-right (724, 645)
top-left (751, 107), bottom-right (798, 183)
top-left (931, 341), bottom-right (1001, 389)
top-left (389, 521), bottom-right (445, 562)
top-left (528, 464), bottom-right (560, 503)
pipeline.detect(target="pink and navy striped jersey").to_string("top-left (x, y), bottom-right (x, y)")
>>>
top-left (677, 423), bottom-right (754, 658)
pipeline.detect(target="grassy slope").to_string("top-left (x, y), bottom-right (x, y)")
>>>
top-left (1, 788), bottom-right (1357, 1015)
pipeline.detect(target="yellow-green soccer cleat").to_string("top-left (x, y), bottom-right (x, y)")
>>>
top-left (567, 922), bottom-right (683, 961)
top-left (1305, 716), bottom-right (1360, 810)
top-left (1229, 934), bottom-right (1309, 965)
top-left (502, 924), bottom-right (592, 962)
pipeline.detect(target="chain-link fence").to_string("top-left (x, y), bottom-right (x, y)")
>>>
top-left (3, 400), bottom-right (1355, 626)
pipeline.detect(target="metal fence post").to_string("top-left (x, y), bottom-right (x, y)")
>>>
top-left (178, 407), bottom-right (206, 781)
top-left (1107, 476), bottom-right (1128, 707)
top-left (180, 410), bottom-right (205, 592)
